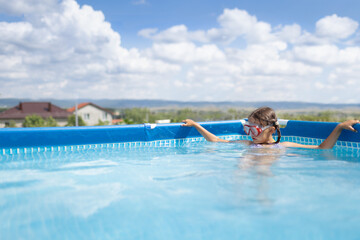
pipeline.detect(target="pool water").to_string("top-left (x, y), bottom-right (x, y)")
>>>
top-left (1, 141), bottom-right (360, 240)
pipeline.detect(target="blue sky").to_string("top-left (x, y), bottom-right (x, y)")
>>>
top-left (0, 0), bottom-right (360, 103)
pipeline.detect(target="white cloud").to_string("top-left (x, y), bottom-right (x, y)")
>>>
top-left (140, 25), bottom-right (192, 43)
top-left (138, 28), bottom-right (158, 39)
top-left (146, 42), bottom-right (225, 63)
top-left (316, 14), bottom-right (359, 39)
top-left (139, 8), bottom-right (276, 45)
top-left (0, 2), bottom-right (360, 103)
top-left (274, 24), bottom-right (302, 44)
top-left (0, 0), bottom-right (179, 99)
top-left (139, 25), bottom-right (208, 43)
top-left (0, 0), bottom-right (58, 15)
top-left (137, 9), bottom-right (360, 103)
top-left (224, 45), bottom-right (322, 76)
top-left (291, 45), bottom-right (360, 65)
top-left (275, 15), bottom-right (359, 46)
top-left (216, 8), bottom-right (274, 44)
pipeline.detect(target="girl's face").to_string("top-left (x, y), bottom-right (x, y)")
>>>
top-left (248, 118), bottom-right (275, 144)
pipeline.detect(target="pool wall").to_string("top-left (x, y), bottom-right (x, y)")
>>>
top-left (0, 120), bottom-right (359, 149)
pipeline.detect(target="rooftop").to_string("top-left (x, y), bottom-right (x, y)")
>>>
top-left (0, 102), bottom-right (72, 119)
top-left (67, 102), bottom-right (113, 115)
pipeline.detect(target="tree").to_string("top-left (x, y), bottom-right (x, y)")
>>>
top-left (95, 120), bottom-right (109, 126)
top-left (45, 116), bottom-right (58, 127)
top-left (66, 115), bottom-right (86, 126)
top-left (123, 118), bottom-right (134, 124)
top-left (23, 115), bottom-right (45, 127)
top-left (122, 108), bottom-right (151, 124)
top-left (171, 108), bottom-right (199, 123)
top-left (227, 108), bottom-right (248, 120)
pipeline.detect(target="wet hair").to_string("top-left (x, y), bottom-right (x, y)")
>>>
top-left (248, 106), bottom-right (281, 144)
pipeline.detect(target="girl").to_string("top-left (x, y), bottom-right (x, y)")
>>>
top-left (182, 107), bottom-right (359, 149)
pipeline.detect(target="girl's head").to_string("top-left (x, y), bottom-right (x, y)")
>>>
top-left (246, 107), bottom-right (281, 144)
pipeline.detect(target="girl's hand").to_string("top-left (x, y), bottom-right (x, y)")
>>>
top-left (338, 120), bottom-right (359, 132)
top-left (182, 119), bottom-right (197, 127)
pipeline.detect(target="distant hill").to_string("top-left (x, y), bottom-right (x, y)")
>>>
top-left (1, 98), bottom-right (359, 110)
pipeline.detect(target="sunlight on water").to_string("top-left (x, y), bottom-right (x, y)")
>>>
top-left (1, 142), bottom-right (360, 240)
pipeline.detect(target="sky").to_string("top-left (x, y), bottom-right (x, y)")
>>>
top-left (0, 0), bottom-right (360, 103)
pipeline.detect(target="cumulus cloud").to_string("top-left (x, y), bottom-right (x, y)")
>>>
top-left (215, 8), bottom-right (275, 44)
top-left (274, 24), bottom-right (302, 44)
top-left (316, 14), bottom-right (359, 39)
top-left (0, 0), bottom-right (58, 15)
top-left (145, 42), bottom-right (226, 63)
top-left (0, 1), bottom-right (360, 103)
top-left (292, 45), bottom-right (360, 65)
top-left (139, 25), bottom-right (208, 43)
top-left (138, 9), bottom-right (360, 102)
top-left (139, 8), bottom-right (276, 45)
top-left (0, 0), bottom-right (179, 99)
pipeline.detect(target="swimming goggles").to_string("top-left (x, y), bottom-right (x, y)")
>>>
top-left (243, 121), bottom-right (272, 138)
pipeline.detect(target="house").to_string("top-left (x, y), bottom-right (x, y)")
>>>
top-left (67, 102), bottom-right (113, 126)
top-left (0, 102), bottom-right (71, 127)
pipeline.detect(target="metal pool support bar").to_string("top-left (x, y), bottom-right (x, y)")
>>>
top-left (0, 119), bottom-right (359, 149)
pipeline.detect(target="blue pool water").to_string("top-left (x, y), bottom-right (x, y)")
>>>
top-left (1, 139), bottom-right (360, 240)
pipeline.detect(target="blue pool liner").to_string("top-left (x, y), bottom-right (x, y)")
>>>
top-left (0, 120), bottom-right (359, 148)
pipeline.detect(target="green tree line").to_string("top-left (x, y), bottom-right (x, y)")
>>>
top-left (118, 108), bottom-right (251, 124)
top-left (120, 108), bottom-right (360, 124)
top-left (5, 115), bottom-right (87, 128)
top-left (8, 114), bottom-right (109, 127)
top-left (4, 108), bottom-right (360, 127)
top-left (277, 111), bottom-right (360, 123)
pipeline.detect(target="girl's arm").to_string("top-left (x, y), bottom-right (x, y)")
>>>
top-left (182, 119), bottom-right (229, 142)
top-left (182, 119), bottom-right (251, 144)
top-left (281, 120), bottom-right (359, 149)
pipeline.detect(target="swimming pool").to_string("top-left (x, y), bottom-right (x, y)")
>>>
top-left (1, 120), bottom-right (360, 239)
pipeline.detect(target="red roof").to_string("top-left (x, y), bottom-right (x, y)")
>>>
top-left (112, 119), bottom-right (123, 124)
top-left (67, 102), bottom-right (91, 113)
top-left (0, 102), bottom-right (72, 119)
top-left (67, 102), bottom-right (113, 115)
